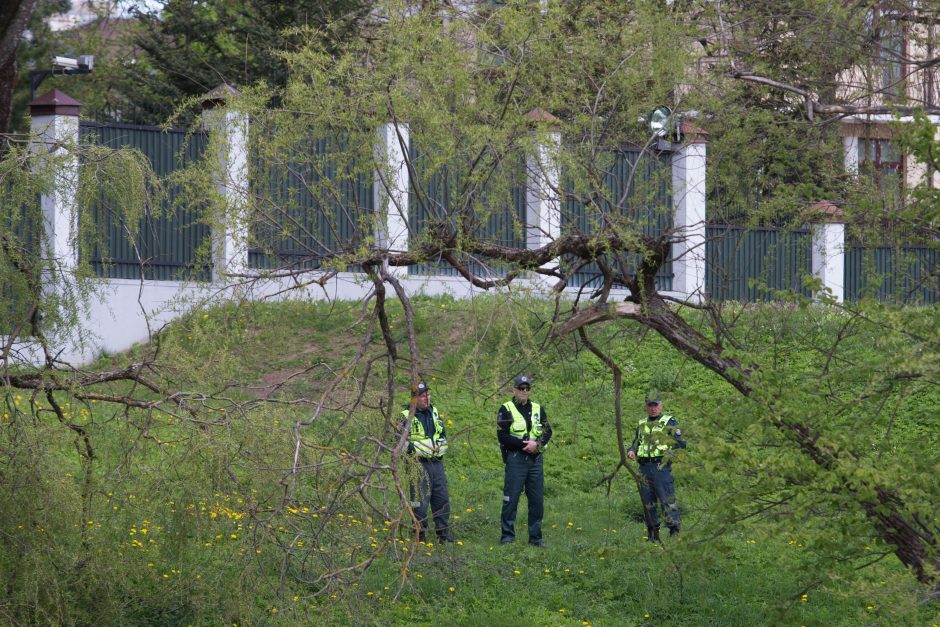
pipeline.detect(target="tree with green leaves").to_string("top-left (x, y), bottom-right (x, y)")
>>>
top-left (123, 0), bottom-right (375, 123)
top-left (1, 0), bottom-right (938, 620)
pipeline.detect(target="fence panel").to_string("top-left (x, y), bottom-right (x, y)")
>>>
top-left (0, 189), bottom-right (43, 336)
top-left (249, 137), bottom-right (373, 271)
top-left (80, 122), bottom-right (211, 281)
top-left (845, 245), bottom-right (938, 304)
top-left (561, 149), bottom-right (673, 291)
top-left (706, 225), bottom-right (812, 301)
top-left (408, 143), bottom-right (527, 277)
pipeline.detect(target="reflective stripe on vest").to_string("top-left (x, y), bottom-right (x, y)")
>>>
top-left (403, 407), bottom-right (447, 458)
top-left (503, 401), bottom-right (542, 440)
top-left (636, 415), bottom-right (674, 458)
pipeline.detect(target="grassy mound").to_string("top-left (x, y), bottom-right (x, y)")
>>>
top-left (1, 296), bottom-right (936, 625)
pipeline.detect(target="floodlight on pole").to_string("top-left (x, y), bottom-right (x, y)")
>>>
top-left (648, 106), bottom-right (673, 138)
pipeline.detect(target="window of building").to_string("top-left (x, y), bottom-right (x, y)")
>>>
top-left (858, 136), bottom-right (904, 200)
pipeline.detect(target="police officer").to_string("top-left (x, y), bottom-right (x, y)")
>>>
top-left (402, 382), bottom-right (454, 543)
top-left (627, 391), bottom-right (686, 541)
top-left (497, 375), bottom-right (553, 547)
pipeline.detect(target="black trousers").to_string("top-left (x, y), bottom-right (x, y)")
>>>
top-left (638, 461), bottom-right (680, 531)
top-left (409, 458), bottom-right (451, 539)
top-left (500, 451), bottom-right (544, 544)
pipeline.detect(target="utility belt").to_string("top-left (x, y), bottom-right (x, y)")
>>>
top-left (501, 447), bottom-right (542, 463)
top-left (637, 456), bottom-right (664, 464)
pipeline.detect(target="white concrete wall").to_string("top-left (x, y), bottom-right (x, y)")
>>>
top-left (76, 279), bottom-right (217, 358)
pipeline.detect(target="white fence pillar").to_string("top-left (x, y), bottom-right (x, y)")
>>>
top-left (671, 124), bottom-right (707, 302)
top-left (809, 202), bottom-right (846, 303)
top-left (201, 84), bottom-right (250, 281)
top-left (525, 109), bottom-right (562, 279)
top-left (374, 122), bottom-right (411, 275)
top-left (31, 89), bottom-right (81, 274)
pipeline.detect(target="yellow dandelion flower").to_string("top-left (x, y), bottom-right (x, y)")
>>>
top-left (449, 587), bottom-right (455, 592)
top-left (801, 594), bottom-right (808, 602)
top-left (514, 569), bottom-right (521, 575)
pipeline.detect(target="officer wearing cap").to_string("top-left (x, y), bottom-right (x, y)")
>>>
top-left (627, 390), bottom-right (686, 541)
top-left (497, 375), bottom-right (553, 546)
top-left (402, 382), bottom-right (454, 543)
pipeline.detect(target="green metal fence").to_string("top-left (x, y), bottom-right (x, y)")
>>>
top-left (408, 143), bottom-right (527, 277)
top-left (706, 225), bottom-right (812, 301)
top-left (80, 122), bottom-right (211, 281)
top-left (249, 137), bottom-right (373, 270)
top-left (561, 149), bottom-right (673, 291)
top-left (0, 189), bottom-right (43, 336)
top-left (845, 245), bottom-right (938, 304)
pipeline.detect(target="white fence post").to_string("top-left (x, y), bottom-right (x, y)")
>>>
top-left (525, 109), bottom-right (562, 279)
top-left (374, 122), bottom-right (411, 275)
top-left (671, 122), bottom-right (708, 302)
top-left (201, 84), bottom-right (250, 282)
top-left (809, 202), bottom-right (846, 303)
top-left (31, 89), bottom-right (81, 275)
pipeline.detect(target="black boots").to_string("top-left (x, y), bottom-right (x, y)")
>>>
top-left (647, 526), bottom-right (661, 542)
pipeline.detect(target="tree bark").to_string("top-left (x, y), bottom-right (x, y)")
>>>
top-left (0, 0), bottom-right (40, 136)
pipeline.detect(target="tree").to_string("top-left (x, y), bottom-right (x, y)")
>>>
top-left (0, 0), bottom-right (41, 136)
top-left (1, 0), bottom-right (938, 616)
top-left (205, 0), bottom-right (940, 592)
top-left (122, 0), bottom-right (376, 124)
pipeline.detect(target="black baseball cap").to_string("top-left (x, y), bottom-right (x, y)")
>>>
top-left (645, 389), bottom-right (661, 405)
top-left (414, 382), bottom-right (430, 395)
top-left (514, 375), bottom-right (532, 388)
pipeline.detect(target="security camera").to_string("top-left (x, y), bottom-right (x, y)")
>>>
top-left (53, 56), bottom-right (79, 70)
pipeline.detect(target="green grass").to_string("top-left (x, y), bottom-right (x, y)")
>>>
top-left (0, 297), bottom-right (936, 625)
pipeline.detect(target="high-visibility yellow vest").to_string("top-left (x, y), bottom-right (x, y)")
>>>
top-left (403, 407), bottom-right (447, 458)
top-left (636, 415), bottom-right (675, 457)
top-left (503, 401), bottom-right (542, 441)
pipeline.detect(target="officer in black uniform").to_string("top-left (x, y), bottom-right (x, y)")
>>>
top-left (497, 375), bottom-right (553, 547)
top-left (402, 382), bottom-right (454, 543)
top-left (627, 391), bottom-right (686, 541)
